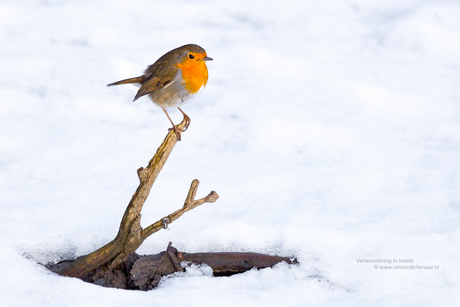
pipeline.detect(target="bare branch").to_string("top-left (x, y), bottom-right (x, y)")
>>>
top-left (54, 117), bottom-right (205, 278)
top-left (141, 179), bottom-right (219, 240)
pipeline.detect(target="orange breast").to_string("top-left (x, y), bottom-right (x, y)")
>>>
top-left (175, 60), bottom-right (209, 94)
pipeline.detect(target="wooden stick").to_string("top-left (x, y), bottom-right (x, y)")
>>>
top-left (53, 117), bottom-right (218, 278)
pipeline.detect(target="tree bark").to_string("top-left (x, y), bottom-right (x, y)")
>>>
top-left (85, 242), bottom-right (297, 290)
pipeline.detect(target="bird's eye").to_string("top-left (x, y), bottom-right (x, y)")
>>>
top-left (188, 53), bottom-right (195, 59)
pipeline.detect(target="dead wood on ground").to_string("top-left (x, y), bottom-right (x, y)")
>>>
top-left (47, 116), bottom-right (297, 290)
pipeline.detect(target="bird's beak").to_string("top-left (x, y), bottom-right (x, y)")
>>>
top-left (203, 56), bottom-right (213, 61)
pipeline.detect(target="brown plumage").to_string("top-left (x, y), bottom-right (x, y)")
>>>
top-left (108, 44), bottom-right (212, 140)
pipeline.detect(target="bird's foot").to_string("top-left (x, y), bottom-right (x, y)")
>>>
top-left (178, 107), bottom-right (191, 132)
top-left (168, 125), bottom-right (183, 141)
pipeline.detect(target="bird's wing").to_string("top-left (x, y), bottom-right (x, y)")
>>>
top-left (133, 76), bottom-right (173, 101)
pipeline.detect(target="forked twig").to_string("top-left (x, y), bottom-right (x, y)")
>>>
top-left (141, 179), bottom-right (219, 240)
top-left (53, 116), bottom-right (218, 278)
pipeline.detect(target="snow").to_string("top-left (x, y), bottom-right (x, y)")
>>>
top-left (1, 0), bottom-right (460, 305)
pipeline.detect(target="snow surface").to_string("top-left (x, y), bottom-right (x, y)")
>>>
top-left (1, 0), bottom-right (460, 306)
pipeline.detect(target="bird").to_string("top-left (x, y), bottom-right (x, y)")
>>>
top-left (108, 44), bottom-right (213, 141)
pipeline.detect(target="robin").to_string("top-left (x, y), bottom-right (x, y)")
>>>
top-left (108, 44), bottom-right (213, 140)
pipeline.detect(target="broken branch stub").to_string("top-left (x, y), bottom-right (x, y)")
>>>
top-left (127, 242), bottom-right (298, 290)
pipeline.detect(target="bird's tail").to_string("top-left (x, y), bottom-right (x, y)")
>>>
top-left (107, 76), bottom-right (144, 86)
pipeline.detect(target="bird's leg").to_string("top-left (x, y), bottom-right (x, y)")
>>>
top-left (177, 107), bottom-right (191, 132)
top-left (163, 108), bottom-right (182, 141)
